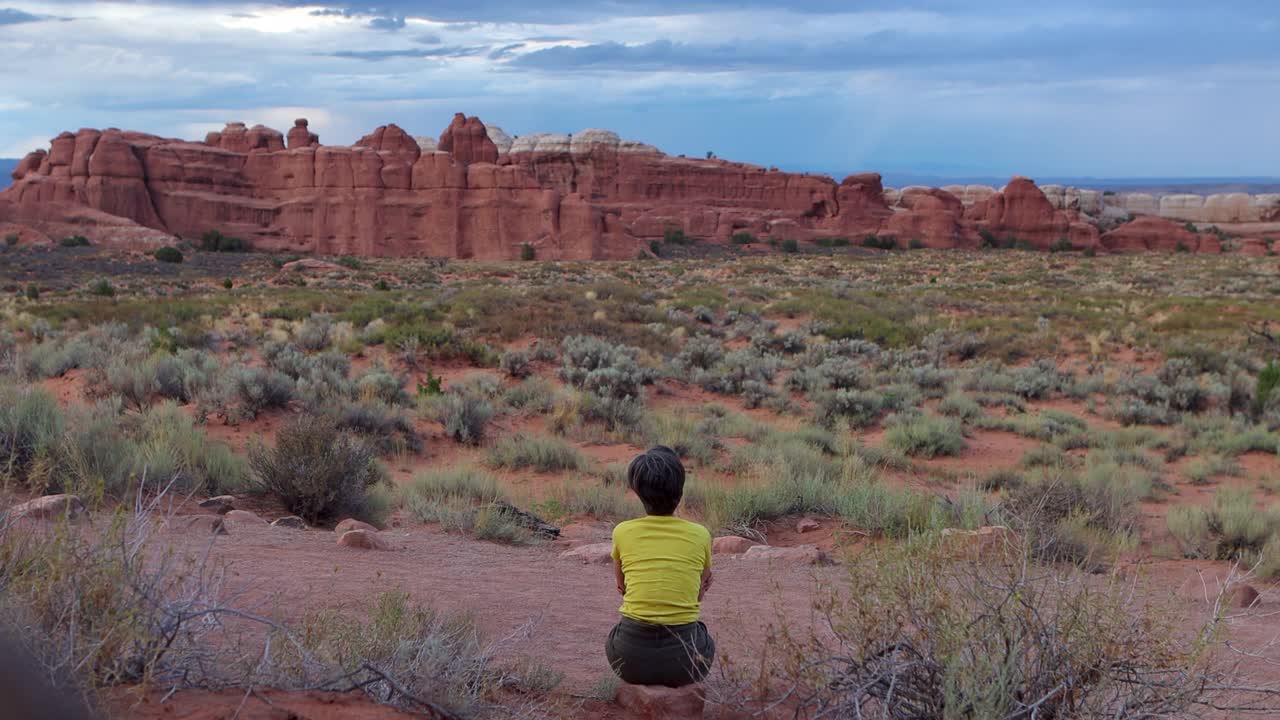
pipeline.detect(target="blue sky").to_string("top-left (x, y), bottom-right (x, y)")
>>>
top-left (0, 1), bottom-right (1277, 178)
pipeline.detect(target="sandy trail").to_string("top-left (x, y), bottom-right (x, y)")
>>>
top-left (173, 524), bottom-right (835, 694)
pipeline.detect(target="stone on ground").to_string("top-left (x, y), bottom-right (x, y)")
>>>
top-left (178, 515), bottom-right (228, 535)
top-left (795, 518), bottom-right (820, 534)
top-left (335, 518), bottom-right (379, 534)
top-left (336, 529), bottom-right (390, 550)
top-left (271, 515), bottom-right (308, 530)
top-left (8, 494), bottom-right (85, 520)
top-left (615, 682), bottom-right (705, 719)
top-left (742, 544), bottom-right (826, 565)
top-left (198, 495), bottom-right (236, 513)
top-left (223, 509), bottom-right (268, 527)
top-left (711, 536), bottom-right (758, 555)
top-left (559, 543), bottom-right (614, 564)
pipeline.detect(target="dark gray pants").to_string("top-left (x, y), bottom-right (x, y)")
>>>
top-left (606, 616), bottom-right (715, 687)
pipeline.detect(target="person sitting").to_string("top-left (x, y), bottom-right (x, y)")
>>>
top-left (606, 446), bottom-right (715, 687)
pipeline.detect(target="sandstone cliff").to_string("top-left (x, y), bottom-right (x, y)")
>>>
top-left (1, 114), bottom-right (1262, 259)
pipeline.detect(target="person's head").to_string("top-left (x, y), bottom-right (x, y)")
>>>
top-left (626, 446), bottom-right (686, 516)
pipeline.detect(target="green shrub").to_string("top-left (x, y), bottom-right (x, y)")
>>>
top-left (89, 279), bottom-right (115, 297)
top-left (1255, 361), bottom-right (1280, 418)
top-left (499, 349), bottom-right (532, 379)
top-left (520, 242), bottom-right (536, 261)
top-left (907, 238), bottom-right (925, 250)
top-left (249, 414), bottom-right (386, 525)
top-left (199, 230), bottom-right (248, 252)
top-left (134, 402), bottom-right (248, 496)
top-left (937, 392), bottom-right (982, 421)
top-left (333, 400), bottom-right (423, 456)
top-left (431, 391), bottom-right (495, 445)
top-left (60, 235), bottom-right (90, 247)
top-left (153, 246), bottom-right (183, 263)
top-left (814, 237), bottom-right (849, 248)
top-left (0, 385), bottom-right (65, 490)
top-left (1048, 237), bottom-right (1074, 253)
top-left (221, 278), bottom-right (234, 289)
top-left (862, 234), bottom-right (896, 250)
top-left (730, 232), bottom-right (757, 245)
top-left (401, 467), bottom-right (505, 509)
top-left (1166, 505), bottom-right (1211, 558)
top-left (487, 434), bottom-right (584, 472)
top-left (24, 284), bottom-right (39, 301)
top-left (780, 238), bottom-right (799, 253)
top-left (884, 414), bottom-right (966, 458)
top-left (815, 389), bottom-right (883, 429)
top-left (502, 377), bottom-right (556, 414)
top-left (663, 227), bottom-right (693, 246)
top-left (4, 232), bottom-right (18, 246)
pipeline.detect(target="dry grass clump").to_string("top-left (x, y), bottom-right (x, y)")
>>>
top-left (712, 540), bottom-right (1275, 718)
top-left (486, 434), bottom-right (584, 473)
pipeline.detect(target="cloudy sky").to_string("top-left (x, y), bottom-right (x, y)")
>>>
top-left (0, 1), bottom-right (1277, 179)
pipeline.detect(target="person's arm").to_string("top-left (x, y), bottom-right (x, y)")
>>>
top-left (614, 556), bottom-right (627, 596)
top-left (698, 531), bottom-right (713, 600)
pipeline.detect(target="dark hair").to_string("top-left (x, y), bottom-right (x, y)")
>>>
top-left (626, 446), bottom-right (686, 516)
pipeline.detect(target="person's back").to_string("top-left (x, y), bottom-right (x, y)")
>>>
top-left (606, 447), bottom-right (715, 688)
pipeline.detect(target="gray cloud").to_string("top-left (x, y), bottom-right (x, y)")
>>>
top-left (0, 7), bottom-right (47, 25)
top-left (326, 45), bottom-right (487, 61)
top-left (488, 42), bottom-right (524, 60)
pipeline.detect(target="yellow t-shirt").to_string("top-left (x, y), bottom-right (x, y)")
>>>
top-left (611, 515), bottom-right (712, 625)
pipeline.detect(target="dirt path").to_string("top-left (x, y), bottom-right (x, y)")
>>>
top-left (172, 524), bottom-right (836, 694)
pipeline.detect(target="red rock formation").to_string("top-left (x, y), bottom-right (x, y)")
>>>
top-left (7, 115), bottom-right (1254, 260)
top-left (437, 113), bottom-right (498, 165)
top-left (967, 177), bottom-right (1099, 249)
top-left (1100, 216), bottom-right (1205, 253)
top-left (286, 119), bottom-right (319, 149)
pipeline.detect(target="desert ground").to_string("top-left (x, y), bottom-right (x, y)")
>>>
top-left (3, 238), bottom-right (1280, 718)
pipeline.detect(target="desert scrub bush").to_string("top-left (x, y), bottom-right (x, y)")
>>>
top-left (1182, 454), bottom-right (1242, 485)
top-left (428, 388), bottom-right (495, 445)
top-left (486, 434), bottom-right (584, 473)
top-left (1020, 444), bottom-right (1067, 468)
top-left (293, 316), bottom-right (332, 352)
top-left (1004, 468), bottom-right (1143, 566)
top-left (696, 348), bottom-right (781, 395)
top-left (714, 540), bottom-right (1248, 720)
top-left (60, 234), bottom-right (90, 247)
top-left (249, 414), bottom-right (388, 525)
top-left (498, 349), bottom-right (532, 379)
top-left (198, 230), bottom-right (247, 251)
top-left (672, 336), bottom-right (725, 375)
top-left (937, 391), bottom-right (982, 421)
top-left (884, 413), bottom-right (966, 458)
top-left (205, 365), bottom-right (294, 422)
top-left (132, 403), bottom-right (248, 496)
top-left (1255, 360), bottom-right (1280, 419)
top-left (153, 246), bottom-right (183, 263)
top-left (981, 468), bottom-right (1024, 492)
top-left (501, 376), bottom-right (556, 414)
top-left (1206, 487), bottom-right (1280, 563)
top-left (88, 278), bottom-right (115, 297)
top-left (355, 366), bottom-right (410, 406)
top-left (0, 384), bottom-right (64, 490)
top-left (332, 400), bottom-right (423, 456)
top-left (540, 480), bottom-right (640, 522)
top-left (814, 389), bottom-right (883, 429)
top-left (400, 467), bottom-right (505, 509)
top-left (558, 335), bottom-right (651, 431)
top-left (0, 499), bottom-right (235, 704)
top-left (276, 589), bottom-right (551, 714)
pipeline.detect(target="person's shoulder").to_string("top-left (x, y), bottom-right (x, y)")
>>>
top-left (676, 517), bottom-right (711, 540)
top-left (612, 517), bottom-right (642, 538)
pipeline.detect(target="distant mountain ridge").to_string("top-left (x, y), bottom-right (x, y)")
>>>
top-left (0, 159), bottom-right (16, 189)
top-left (874, 173), bottom-right (1280, 195)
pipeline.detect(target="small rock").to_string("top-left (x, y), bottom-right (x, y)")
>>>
top-left (223, 509), bottom-right (268, 527)
top-left (271, 515), bottom-right (308, 530)
top-left (743, 544), bottom-right (826, 565)
top-left (796, 518), bottom-right (820, 534)
top-left (335, 518), bottom-right (379, 535)
top-left (712, 536), bottom-right (758, 555)
top-left (180, 515), bottom-right (228, 535)
top-left (615, 682), bottom-right (705, 719)
top-left (336, 529), bottom-right (389, 550)
top-left (559, 543), bottom-right (614, 564)
top-left (1233, 584), bottom-right (1262, 609)
top-left (198, 495), bottom-right (236, 513)
top-left (8, 494), bottom-right (85, 520)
